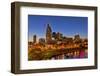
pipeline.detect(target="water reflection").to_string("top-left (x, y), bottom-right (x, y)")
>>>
top-left (51, 49), bottom-right (88, 60)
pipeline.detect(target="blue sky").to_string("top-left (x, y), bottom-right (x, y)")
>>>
top-left (28, 15), bottom-right (88, 41)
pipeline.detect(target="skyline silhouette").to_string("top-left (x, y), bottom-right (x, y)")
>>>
top-left (28, 15), bottom-right (88, 42)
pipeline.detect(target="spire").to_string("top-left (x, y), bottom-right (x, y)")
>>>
top-left (46, 23), bottom-right (52, 43)
top-left (47, 24), bottom-right (52, 32)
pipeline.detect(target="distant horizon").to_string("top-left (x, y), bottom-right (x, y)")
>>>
top-left (28, 15), bottom-right (88, 42)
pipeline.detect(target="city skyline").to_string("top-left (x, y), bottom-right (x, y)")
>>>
top-left (28, 15), bottom-right (88, 42)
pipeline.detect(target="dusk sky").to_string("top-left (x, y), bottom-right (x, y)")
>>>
top-left (28, 15), bottom-right (88, 42)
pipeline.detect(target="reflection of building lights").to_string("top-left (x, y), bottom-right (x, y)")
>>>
top-left (28, 24), bottom-right (88, 60)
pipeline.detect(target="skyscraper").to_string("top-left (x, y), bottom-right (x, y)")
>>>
top-left (39, 38), bottom-right (45, 44)
top-left (46, 24), bottom-right (52, 43)
top-left (33, 35), bottom-right (37, 43)
top-left (56, 32), bottom-right (63, 40)
top-left (74, 34), bottom-right (80, 41)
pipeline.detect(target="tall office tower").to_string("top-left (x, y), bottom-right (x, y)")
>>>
top-left (46, 24), bottom-right (52, 43)
top-left (33, 35), bottom-right (37, 43)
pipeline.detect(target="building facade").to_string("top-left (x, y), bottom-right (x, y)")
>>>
top-left (33, 35), bottom-right (37, 43)
top-left (46, 24), bottom-right (52, 43)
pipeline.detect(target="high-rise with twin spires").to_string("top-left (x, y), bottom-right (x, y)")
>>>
top-left (46, 24), bottom-right (52, 43)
